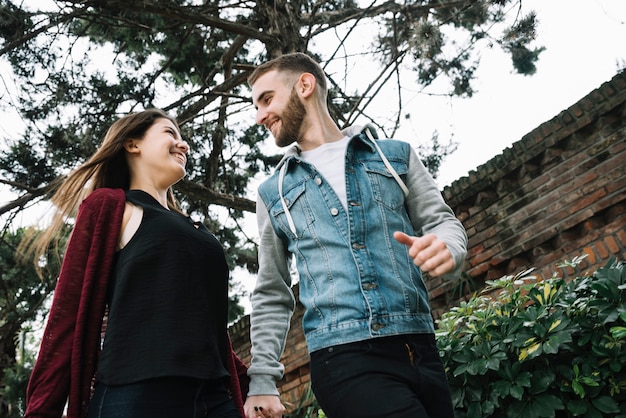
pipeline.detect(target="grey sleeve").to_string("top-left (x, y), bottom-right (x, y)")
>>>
top-left (405, 147), bottom-right (468, 279)
top-left (246, 197), bottom-right (296, 396)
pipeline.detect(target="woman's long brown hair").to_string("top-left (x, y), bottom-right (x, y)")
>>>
top-left (19, 108), bottom-right (181, 276)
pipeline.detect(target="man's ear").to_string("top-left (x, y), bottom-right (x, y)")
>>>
top-left (123, 139), bottom-right (140, 154)
top-left (298, 72), bottom-right (316, 98)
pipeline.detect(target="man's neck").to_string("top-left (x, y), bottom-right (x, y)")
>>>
top-left (297, 115), bottom-right (344, 152)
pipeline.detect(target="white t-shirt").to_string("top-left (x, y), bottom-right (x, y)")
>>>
top-left (300, 136), bottom-right (350, 210)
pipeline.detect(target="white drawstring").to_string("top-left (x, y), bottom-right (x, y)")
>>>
top-left (365, 129), bottom-right (409, 196)
top-left (278, 163), bottom-right (297, 236)
top-left (277, 128), bottom-right (408, 238)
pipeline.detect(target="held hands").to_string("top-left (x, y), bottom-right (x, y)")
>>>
top-left (394, 232), bottom-right (455, 277)
top-left (244, 395), bottom-right (286, 418)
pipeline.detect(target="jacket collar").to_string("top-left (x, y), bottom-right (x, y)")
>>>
top-left (274, 124), bottom-right (379, 172)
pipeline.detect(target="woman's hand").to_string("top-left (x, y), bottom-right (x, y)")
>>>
top-left (244, 395), bottom-right (286, 418)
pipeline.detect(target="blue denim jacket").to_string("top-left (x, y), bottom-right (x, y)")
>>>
top-left (248, 126), bottom-right (467, 396)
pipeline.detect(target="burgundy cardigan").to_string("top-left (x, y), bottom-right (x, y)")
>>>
top-left (25, 188), bottom-right (249, 418)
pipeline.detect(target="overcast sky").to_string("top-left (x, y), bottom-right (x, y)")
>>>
top-left (418, 0), bottom-right (626, 187)
top-left (3, 0), bottom-right (624, 199)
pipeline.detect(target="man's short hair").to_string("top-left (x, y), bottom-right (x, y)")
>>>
top-left (248, 52), bottom-right (328, 96)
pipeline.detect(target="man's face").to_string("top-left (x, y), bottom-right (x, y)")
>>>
top-left (252, 70), bottom-right (307, 147)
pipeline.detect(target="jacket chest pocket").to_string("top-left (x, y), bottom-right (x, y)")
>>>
top-left (269, 182), bottom-right (316, 239)
top-left (363, 161), bottom-right (408, 210)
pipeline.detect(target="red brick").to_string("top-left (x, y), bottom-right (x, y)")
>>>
top-left (609, 135), bottom-right (626, 154)
top-left (595, 241), bottom-right (609, 259)
top-left (605, 174), bottom-right (626, 194)
top-left (469, 245), bottom-right (500, 266)
top-left (281, 376), bottom-right (302, 392)
top-left (568, 189), bottom-right (607, 214)
top-left (467, 261), bottom-right (491, 277)
top-left (617, 229), bottom-right (626, 246)
top-left (595, 152), bottom-right (625, 176)
top-left (582, 247), bottom-right (597, 264)
top-left (582, 218), bottom-right (605, 233)
top-left (507, 256), bottom-right (531, 274)
top-left (558, 170), bottom-right (598, 196)
top-left (604, 236), bottom-right (620, 253)
top-left (485, 268), bottom-right (506, 281)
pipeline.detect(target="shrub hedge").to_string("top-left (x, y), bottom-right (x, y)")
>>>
top-left (436, 257), bottom-right (626, 418)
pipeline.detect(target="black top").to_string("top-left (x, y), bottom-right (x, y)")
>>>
top-left (97, 190), bottom-right (230, 384)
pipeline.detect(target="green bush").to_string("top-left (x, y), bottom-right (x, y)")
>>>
top-left (436, 257), bottom-right (626, 418)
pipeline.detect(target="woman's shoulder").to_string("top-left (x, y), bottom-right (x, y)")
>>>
top-left (82, 188), bottom-right (126, 207)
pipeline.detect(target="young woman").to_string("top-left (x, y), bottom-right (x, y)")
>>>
top-left (22, 109), bottom-right (248, 418)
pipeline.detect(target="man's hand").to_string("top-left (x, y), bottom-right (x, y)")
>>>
top-left (244, 395), bottom-right (286, 418)
top-left (394, 232), bottom-right (454, 277)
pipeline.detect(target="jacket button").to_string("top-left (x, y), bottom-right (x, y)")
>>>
top-left (351, 243), bottom-right (365, 250)
top-left (330, 207), bottom-right (339, 216)
top-left (315, 177), bottom-right (322, 185)
top-left (372, 323), bottom-right (385, 331)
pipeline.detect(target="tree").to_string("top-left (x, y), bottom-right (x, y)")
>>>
top-left (0, 226), bottom-right (60, 416)
top-left (0, 1), bottom-right (542, 409)
top-left (0, 0), bottom-right (542, 254)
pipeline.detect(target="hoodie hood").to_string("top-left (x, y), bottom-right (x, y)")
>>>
top-left (340, 124), bottom-right (378, 139)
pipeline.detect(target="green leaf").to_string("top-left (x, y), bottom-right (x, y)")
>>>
top-left (530, 370), bottom-right (555, 394)
top-left (486, 355), bottom-right (502, 371)
top-left (521, 402), bottom-right (541, 418)
top-left (609, 359), bottom-right (623, 373)
top-left (566, 399), bottom-right (588, 414)
top-left (590, 282), bottom-right (619, 300)
top-left (492, 380), bottom-right (512, 397)
top-left (591, 395), bottom-right (620, 414)
top-left (572, 380), bottom-right (585, 398)
top-left (465, 384), bottom-right (483, 402)
top-left (531, 394), bottom-right (564, 416)
top-left (467, 401), bottom-right (483, 418)
top-left (510, 384), bottom-right (524, 400)
top-left (610, 325), bottom-right (626, 339)
top-left (585, 406), bottom-right (605, 418)
top-left (517, 372), bottom-right (533, 388)
top-left (578, 377), bottom-right (598, 387)
top-left (542, 338), bottom-right (561, 355)
top-left (482, 399), bottom-right (495, 415)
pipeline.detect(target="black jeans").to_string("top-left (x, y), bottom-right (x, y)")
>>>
top-left (310, 334), bottom-right (454, 418)
top-left (86, 376), bottom-right (242, 418)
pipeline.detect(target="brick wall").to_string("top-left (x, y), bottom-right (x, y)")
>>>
top-left (434, 70), bottom-right (626, 316)
top-left (230, 286), bottom-right (310, 411)
top-left (229, 70), bottom-right (626, 413)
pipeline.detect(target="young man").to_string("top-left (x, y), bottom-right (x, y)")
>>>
top-left (244, 52), bottom-right (467, 418)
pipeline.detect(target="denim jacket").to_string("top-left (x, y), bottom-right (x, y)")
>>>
top-left (247, 126), bottom-right (467, 396)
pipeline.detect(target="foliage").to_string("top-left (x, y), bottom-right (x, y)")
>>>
top-left (416, 130), bottom-right (459, 179)
top-left (0, 228), bottom-right (58, 416)
top-left (1, 345), bottom-right (34, 417)
top-left (436, 258), bottom-right (626, 418)
top-left (284, 383), bottom-right (327, 418)
top-left (0, 0), bottom-right (543, 252)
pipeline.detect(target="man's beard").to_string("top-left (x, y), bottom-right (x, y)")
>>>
top-left (275, 87), bottom-right (306, 147)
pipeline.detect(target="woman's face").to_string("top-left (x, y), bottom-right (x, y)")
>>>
top-left (129, 118), bottom-right (189, 186)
